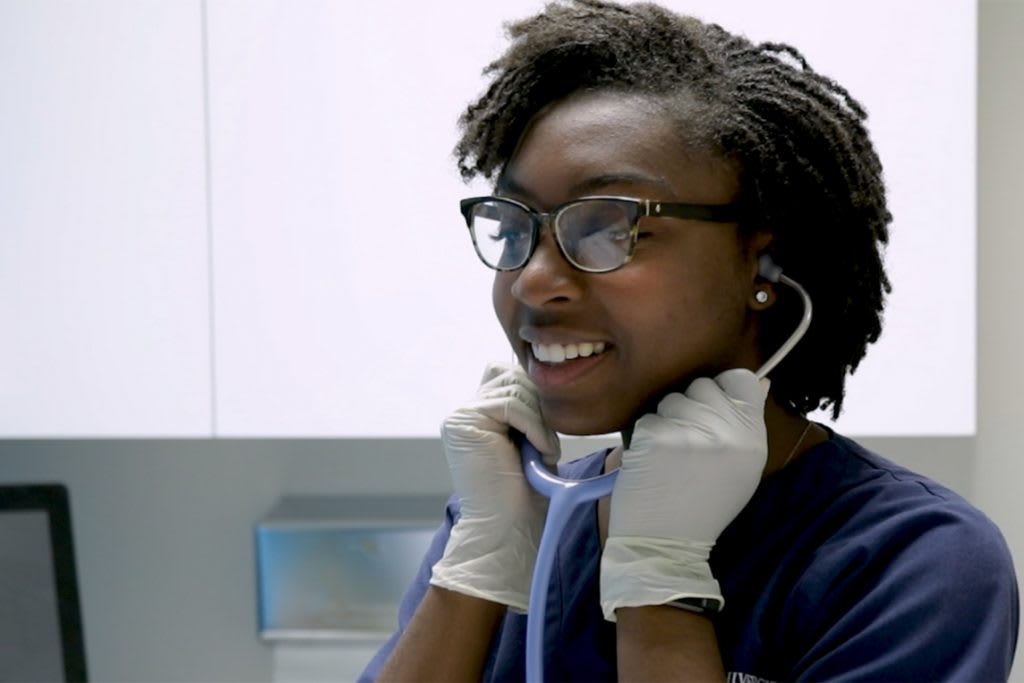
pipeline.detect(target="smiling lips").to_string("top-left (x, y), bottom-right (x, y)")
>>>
top-left (526, 340), bottom-right (610, 388)
top-left (530, 341), bottom-right (607, 363)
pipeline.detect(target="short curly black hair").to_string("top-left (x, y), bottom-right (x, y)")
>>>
top-left (455, 0), bottom-right (891, 418)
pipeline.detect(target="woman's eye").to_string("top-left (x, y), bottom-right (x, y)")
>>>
top-left (491, 227), bottom-right (528, 243)
top-left (579, 219), bottom-right (628, 239)
top-left (590, 225), bottom-right (631, 244)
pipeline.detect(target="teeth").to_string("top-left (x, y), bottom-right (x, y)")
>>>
top-left (531, 341), bottom-right (607, 364)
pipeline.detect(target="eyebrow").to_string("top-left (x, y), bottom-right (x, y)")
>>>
top-left (496, 172), bottom-right (674, 201)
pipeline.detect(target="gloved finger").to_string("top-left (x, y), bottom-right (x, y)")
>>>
top-left (656, 381), bottom-right (761, 442)
top-left (714, 368), bottom-right (768, 406)
top-left (479, 361), bottom-right (518, 388)
top-left (478, 375), bottom-right (538, 405)
top-left (468, 363), bottom-right (559, 460)
top-left (503, 396), bottom-right (561, 460)
top-left (475, 383), bottom-right (543, 419)
top-left (649, 395), bottom-right (729, 451)
top-left (624, 412), bottom-right (669, 452)
top-left (684, 372), bottom-right (766, 417)
top-left (625, 409), bottom-right (715, 455)
top-left (442, 381), bottom-right (538, 440)
top-left (477, 363), bottom-right (539, 398)
top-left (461, 388), bottom-right (559, 459)
top-left (681, 376), bottom-right (738, 416)
top-left (654, 391), bottom-right (719, 424)
top-left (477, 368), bottom-right (549, 422)
top-left (684, 376), bottom-right (733, 409)
top-left (655, 391), bottom-right (697, 419)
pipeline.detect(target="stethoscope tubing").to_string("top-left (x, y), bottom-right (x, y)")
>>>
top-left (522, 441), bottom-right (617, 683)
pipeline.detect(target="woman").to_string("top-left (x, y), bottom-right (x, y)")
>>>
top-left (362, 1), bottom-right (1018, 680)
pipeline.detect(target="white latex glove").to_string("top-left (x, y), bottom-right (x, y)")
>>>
top-left (601, 368), bottom-right (768, 621)
top-left (430, 362), bottom-right (561, 611)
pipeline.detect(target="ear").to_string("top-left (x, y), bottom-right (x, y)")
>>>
top-left (747, 232), bottom-right (776, 310)
top-left (751, 283), bottom-right (776, 310)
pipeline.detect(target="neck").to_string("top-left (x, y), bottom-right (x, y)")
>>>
top-left (762, 396), bottom-right (824, 475)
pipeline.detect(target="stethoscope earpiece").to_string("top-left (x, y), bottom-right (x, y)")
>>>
top-left (757, 253), bottom-right (784, 283)
top-left (751, 257), bottom-right (812, 381)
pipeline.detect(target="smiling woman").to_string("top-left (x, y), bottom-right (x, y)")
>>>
top-left (360, 1), bottom-right (1017, 682)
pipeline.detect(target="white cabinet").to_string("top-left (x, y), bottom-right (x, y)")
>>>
top-left (0, 1), bottom-right (977, 438)
top-left (0, 1), bottom-right (212, 436)
top-left (205, 1), bottom-right (508, 437)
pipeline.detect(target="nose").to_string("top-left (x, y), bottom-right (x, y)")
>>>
top-left (509, 223), bottom-right (583, 307)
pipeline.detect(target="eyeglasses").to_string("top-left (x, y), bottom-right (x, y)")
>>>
top-left (460, 195), bottom-right (744, 273)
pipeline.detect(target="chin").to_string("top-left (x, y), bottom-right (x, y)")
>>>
top-left (541, 401), bottom-right (630, 438)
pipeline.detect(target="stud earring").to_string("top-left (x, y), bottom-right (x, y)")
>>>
top-left (754, 289), bottom-right (770, 304)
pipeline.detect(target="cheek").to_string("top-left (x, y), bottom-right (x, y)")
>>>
top-left (491, 273), bottom-right (517, 337)
top-left (621, 258), bottom-right (751, 372)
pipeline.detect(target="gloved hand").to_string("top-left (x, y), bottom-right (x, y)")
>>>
top-left (601, 368), bottom-right (768, 620)
top-left (430, 362), bottom-right (561, 612)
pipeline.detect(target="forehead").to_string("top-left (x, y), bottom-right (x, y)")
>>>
top-left (500, 90), bottom-right (738, 206)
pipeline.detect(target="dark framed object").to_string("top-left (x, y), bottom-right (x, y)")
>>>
top-left (0, 484), bottom-right (88, 682)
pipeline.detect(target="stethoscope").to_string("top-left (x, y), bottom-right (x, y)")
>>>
top-left (518, 255), bottom-right (813, 683)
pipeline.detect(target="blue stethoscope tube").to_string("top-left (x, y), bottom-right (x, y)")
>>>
top-left (520, 261), bottom-right (812, 683)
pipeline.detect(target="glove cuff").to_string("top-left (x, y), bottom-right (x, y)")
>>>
top-left (429, 571), bottom-right (531, 612)
top-left (429, 518), bottom-right (538, 611)
top-left (600, 536), bottom-right (723, 622)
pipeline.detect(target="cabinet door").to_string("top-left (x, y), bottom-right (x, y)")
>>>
top-left (207, 1), bottom-right (509, 437)
top-left (0, 1), bottom-right (212, 436)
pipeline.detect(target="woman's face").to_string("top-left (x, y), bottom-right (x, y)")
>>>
top-left (492, 90), bottom-right (766, 436)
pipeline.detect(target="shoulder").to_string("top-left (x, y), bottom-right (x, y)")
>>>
top-left (783, 434), bottom-right (1018, 680)
top-left (784, 433), bottom-right (1013, 592)
top-left (801, 435), bottom-right (1008, 561)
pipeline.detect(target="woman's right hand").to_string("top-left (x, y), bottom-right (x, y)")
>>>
top-left (429, 362), bottom-right (560, 612)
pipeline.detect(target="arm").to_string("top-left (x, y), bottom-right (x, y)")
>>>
top-left (377, 587), bottom-right (505, 683)
top-left (603, 369), bottom-right (768, 681)
top-left (368, 363), bottom-right (559, 681)
top-left (616, 607), bottom-right (725, 682)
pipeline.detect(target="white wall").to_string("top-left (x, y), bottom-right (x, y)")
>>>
top-left (1, 1), bottom-right (1021, 681)
top-left (0, 1), bottom-right (213, 436)
top-left (975, 0), bottom-right (1024, 678)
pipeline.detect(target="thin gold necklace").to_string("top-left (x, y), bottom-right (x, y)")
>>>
top-left (780, 421), bottom-right (814, 469)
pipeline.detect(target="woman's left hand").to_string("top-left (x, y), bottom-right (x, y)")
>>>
top-left (600, 368), bottom-right (769, 620)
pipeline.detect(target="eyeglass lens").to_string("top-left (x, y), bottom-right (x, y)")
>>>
top-left (469, 199), bottom-right (634, 271)
top-left (471, 200), bottom-right (534, 269)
